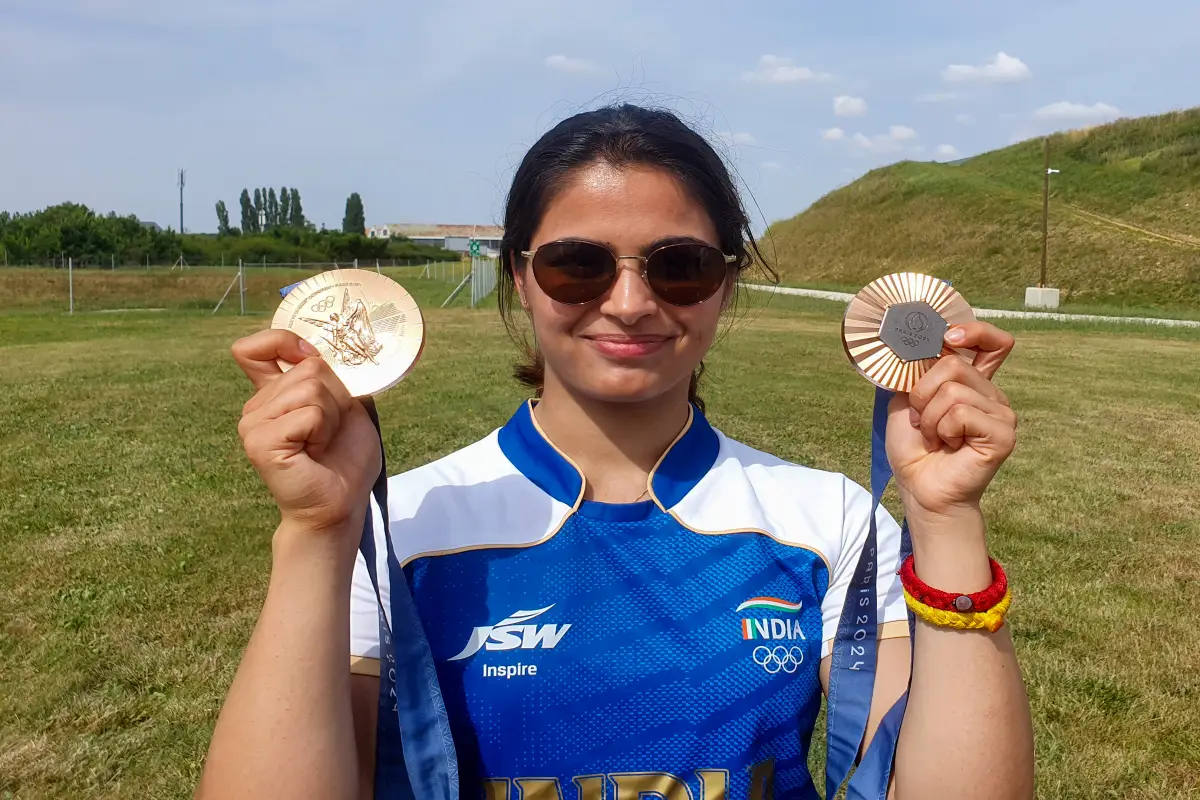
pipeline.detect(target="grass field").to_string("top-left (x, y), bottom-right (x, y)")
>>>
top-left (1, 273), bottom-right (1198, 799)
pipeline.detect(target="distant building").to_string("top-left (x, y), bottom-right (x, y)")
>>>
top-left (366, 223), bottom-right (504, 255)
top-left (140, 221), bottom-right (163, 233)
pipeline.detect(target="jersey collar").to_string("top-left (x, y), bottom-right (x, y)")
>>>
top-left (496, 400), bottom-right (720, 511)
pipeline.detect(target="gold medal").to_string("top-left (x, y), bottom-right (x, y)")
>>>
top-left (841, 272), bottom-right (975, 393)
top-left (271, 269), bottom-right (425, 397)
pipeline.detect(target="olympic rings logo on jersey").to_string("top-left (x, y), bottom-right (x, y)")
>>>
top-left (752, 645), bottom-right (805, 674)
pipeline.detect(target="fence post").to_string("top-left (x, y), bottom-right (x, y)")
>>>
top-left (69, 257), bottom-right (74, 315)
top-left (354, 258), bottom-right (359, 270)
top-left (239, 259), bottom-right (246, 316)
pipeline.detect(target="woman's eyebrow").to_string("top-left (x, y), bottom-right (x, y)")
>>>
top-left (645, 235), bottom-right (715, 252)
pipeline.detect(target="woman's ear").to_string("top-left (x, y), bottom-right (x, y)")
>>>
top-left (511, 252), bottom-right (530, 309)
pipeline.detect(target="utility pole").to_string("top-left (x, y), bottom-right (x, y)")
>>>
top-left (178, 169), bottom-right (186, 234)
top-left (1039, 138), bottom-right (1050, 288)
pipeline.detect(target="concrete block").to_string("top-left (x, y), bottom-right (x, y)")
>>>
top-left (1025, 286), bottom-right (1061, 309)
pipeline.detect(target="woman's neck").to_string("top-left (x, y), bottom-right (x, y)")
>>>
top-left (532, 379), bottom-right (692, 504)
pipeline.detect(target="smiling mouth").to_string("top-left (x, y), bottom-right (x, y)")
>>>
top-left (583, 334), bottom-right (674, 358)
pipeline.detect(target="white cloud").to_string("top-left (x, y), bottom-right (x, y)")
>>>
top-left (916, 91), bottom-right (960, 104)
top-left (955, 113), bottom-right (975, 125)
top-left (544, 54), bottom-right (603, 75)
top-left (942, 52), bottom-right (1032, 83)
top-left (717, 131), bottom-right (756, 146)
top-left (821, 127), bottom-right (846, 141)
top-left (1033, 101), bottom-right (1122, 122)
top-left (742, 54), bottom-right (833, 84)
top-left (936, 144), bottom-right (961, 159)
top-left (848, 125), bottom-right (920, 153)
top-left (834, 95), bottom-right (868, 117)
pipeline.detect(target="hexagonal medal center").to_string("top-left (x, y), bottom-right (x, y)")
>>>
top-left (878, 301), bottom-right (947, 362)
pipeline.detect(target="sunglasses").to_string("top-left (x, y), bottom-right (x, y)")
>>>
top-left (520, 240), bottom-right (737, 306)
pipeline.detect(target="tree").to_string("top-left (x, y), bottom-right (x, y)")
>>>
top-left (239, 189), bottom-right (254, 233)
top-left (267, 188), bottom-right (279, 230)
top-left (252, 189), bottom-right (263, 233)
top-left (279, 186), bottom-right (291, 229)
top-left (215, 201), bottom-right (232, 236)
top-left (289, 188), bottom-right (305, 229)
top-left (342, 193), bottom-right (365, 234)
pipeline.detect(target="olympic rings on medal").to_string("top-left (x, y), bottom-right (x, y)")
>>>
top-left (310, 294), bottom-right (337, 313)
top-left (752, 645), bottom-right (805, 675)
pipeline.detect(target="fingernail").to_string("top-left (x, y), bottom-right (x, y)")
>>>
top-left (946, 329), bottom-right (965, 344)
top-left (298, 339), bottom-right (319, 356)
top-left (909, 408), bottom-right (921, 427)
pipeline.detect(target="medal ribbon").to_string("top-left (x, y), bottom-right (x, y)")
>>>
top-left (360, 400), bottom-right (460, 800)
top-left (825, 386), bottom-right (915, 799)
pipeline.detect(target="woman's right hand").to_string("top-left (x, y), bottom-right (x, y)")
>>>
top-left (232, 329), bottom-right (382, 536)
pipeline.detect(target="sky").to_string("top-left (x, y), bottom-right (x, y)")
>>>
top-left (2, 0), bottom-right (1197, 235)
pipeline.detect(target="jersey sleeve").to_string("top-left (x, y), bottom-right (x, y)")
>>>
top-left (349, 492), bottom-right (390, 677)
top-left (819, 476), bottom-right (910, 659)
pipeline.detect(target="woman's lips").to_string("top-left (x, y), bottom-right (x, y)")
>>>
top-left (583, 334), bottom-right (672, 358)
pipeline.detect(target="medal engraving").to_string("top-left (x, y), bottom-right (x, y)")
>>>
top-left (272, 269), bottom-right (425, 397)
top-left (879, 301), bottom-right (947, 362)
top-left (301, 289), bottom-right (385, 366)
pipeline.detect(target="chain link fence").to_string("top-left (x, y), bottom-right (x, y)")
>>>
top-left (0, 258), bottom-right (495, 316)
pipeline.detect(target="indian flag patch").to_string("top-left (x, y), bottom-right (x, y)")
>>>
top-left (736, 597), bottom-right (803, 614)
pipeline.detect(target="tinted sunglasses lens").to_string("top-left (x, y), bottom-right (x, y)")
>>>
top-left (531, 241), bottom-right (616, 304)
top-left (646, 244), bottom-right (728, 305)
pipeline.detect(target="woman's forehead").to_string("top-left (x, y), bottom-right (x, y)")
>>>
top-left (534, 162), bottom-right (719, 248)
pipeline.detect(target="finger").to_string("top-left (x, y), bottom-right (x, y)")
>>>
top-left (231, 329), bottom-right (322, 391)
top-left (942, 321), bottom-right (1015, 380)
top-left (243, 352), bottom-right (352, 418)
top-left (909, 352), bottom-right (1008, 414)
top-left (242, 406), bottom-right (330, 472)
top-left (917, 382), bottom-right (1017, 451)
top-left (240, 377), bottom-right (343, 459)
top-left (935, 404), bottom-right (1017, 457)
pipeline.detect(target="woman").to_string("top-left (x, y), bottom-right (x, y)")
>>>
top-left (197, 105), bottom-right (1035, 799)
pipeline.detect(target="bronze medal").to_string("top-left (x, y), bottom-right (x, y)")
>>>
top-left (271, 269), bottom-right (425, 397)
top-left (841, 272), bottom-right (975, 393)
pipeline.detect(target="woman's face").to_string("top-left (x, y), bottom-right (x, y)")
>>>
top-left (513, 161), bottom-right (732, 405)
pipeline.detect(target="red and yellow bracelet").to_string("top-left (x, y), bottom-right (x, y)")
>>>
top-left (899, 555), bottom-right (1012, 632)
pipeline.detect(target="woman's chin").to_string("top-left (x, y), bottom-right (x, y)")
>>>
top-left (573, 368), bottom-right (690, 405)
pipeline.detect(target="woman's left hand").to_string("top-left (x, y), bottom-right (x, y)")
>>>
top-left (886, 321), bottom-right (1018, 520)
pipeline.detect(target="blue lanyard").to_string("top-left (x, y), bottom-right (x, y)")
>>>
top-left (824, 386), bottom-right (916, 799)
top-left (358, 403), bottom-right (460, 798)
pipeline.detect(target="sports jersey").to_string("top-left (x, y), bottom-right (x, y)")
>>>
top-left (350, 400), bottom-right (910, 799)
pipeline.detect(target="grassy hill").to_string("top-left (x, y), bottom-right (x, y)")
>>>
top-left (764, 107), bottom-right (1200, 309)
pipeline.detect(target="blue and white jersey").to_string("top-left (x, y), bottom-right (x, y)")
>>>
top-left (351, 401), bottom-right (910, 799)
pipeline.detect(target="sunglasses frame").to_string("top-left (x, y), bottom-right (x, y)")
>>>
top-left (519, 239), bottom-right (738, 307)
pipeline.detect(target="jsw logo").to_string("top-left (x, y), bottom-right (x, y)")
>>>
top-left (448, 606), bottom-right (571, 661)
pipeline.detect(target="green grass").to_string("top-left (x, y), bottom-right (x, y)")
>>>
top-left (2, 288), bottom-right (1199, 798)
top-left (764, 107), bottom-right (1200, 310)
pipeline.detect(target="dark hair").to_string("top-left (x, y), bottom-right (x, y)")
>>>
top-left (498, 103), bottom-right (775, 411)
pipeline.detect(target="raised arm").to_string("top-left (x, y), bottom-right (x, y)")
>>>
top-left (195, 331), bottom-right (382, 800)
top-left (824, 321), bottom-right (1035, 800)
